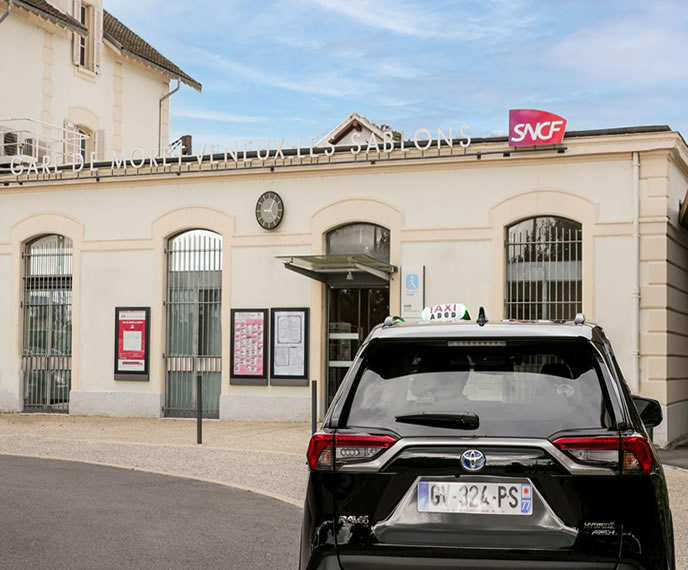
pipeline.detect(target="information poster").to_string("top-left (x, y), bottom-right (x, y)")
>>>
top-left (231, 309), bottom-right (268, 383)
top-left (114, 307), bottom-right (150, 380)
top-left (271, 308), bottom-right (309, 383)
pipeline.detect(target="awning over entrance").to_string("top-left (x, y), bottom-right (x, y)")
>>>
top-left (277, 254), bottom-right (397, 287)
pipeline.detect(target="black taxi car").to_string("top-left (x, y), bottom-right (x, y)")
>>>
top-left (300, 306), bottom-right (674, 569)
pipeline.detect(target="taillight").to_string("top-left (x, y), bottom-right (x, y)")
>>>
top-left (622, 436), bottom-right (654, 475)
top-left (306, 432), bottom-right (397, 471)
top-left (553, 435), bottom-right (654, 475)
top-left (306, 433), bottom-right (334, 471)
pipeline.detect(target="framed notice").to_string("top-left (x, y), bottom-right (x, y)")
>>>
top-left (270, 308), bottom-right (309, 386)
top-left (230, 308), bottom-right (268, 385)
top-left (114, 307), bottom-right (150, 381)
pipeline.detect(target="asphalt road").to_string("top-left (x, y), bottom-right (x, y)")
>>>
top-left (0, 456), bottom-right (302, 569)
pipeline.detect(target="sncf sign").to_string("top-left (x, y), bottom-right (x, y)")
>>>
top-left (509, 109), bottom-right (567, 147)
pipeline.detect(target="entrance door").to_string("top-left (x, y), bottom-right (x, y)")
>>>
top-left (22, 234), bottom-right (73, 412)
top-left (165, 230), bottom-right (222, 418)
top-left (327, 287), bottom-right (388, 405)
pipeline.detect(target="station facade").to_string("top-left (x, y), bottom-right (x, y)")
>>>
top-left (1, 120), bottom-right (688, 446)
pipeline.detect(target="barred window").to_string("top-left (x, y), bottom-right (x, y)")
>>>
top-left (505, 216), bottom-right (582, 320)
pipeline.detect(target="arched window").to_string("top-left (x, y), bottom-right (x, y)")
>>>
top-left (505, 216), bottom-right (582, 320)
top-left (22, 234), bottom-right (73, 412)
top-left (326, 223), bottom-right (390, 262)
top-left (165, 229), bottom-right (223, 418)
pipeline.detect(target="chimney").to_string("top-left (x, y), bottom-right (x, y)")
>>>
top-left (181, 134), bottom-right (193, 156)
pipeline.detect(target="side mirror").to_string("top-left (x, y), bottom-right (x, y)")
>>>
top-left (632, 395), bottom-right (663, 428)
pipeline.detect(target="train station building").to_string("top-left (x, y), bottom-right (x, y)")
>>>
top-left (2, 0), bottom-right (688, 446)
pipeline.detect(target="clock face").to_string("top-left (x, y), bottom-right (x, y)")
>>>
top-left (255, 191), bottom-right (284, 230)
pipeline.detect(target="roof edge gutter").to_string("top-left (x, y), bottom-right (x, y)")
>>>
top-left (0, 0), bottom-right (13, 25)
top-left (158, 79), bottom-right (180, 157)
top-left (631, 151), bottom-right (641, 393)
top-left (13, 0), bottom-right (87, 34)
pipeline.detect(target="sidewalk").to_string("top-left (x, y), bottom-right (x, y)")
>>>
top-left (659, 443), bottom-right (688, 470)
top-left (0, 414), bottom-right (312, 507)
top-left (1, 413), bottom-right (686, 567)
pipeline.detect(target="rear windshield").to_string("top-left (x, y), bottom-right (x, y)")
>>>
top-left (344, 339), bottom-right (612, 437)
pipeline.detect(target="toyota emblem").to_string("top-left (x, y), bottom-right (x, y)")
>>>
top-left (460, 449), bottom-right (485, 471)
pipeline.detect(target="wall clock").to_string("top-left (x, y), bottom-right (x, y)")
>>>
top-left (255, 191), bottom-right (284, 230)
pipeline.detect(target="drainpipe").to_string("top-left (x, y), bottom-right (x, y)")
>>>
top-left (158, 79), bottom-right (180, 157)
top-left (0, 0), bottom-right (14, 25)
top-left (632, 151), bottom-right (640, 393)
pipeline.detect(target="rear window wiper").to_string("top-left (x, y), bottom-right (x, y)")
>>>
top-left (394, 412), bottom-right (479, 429)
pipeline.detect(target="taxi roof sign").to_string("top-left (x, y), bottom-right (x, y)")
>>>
top-left (420, 303), bottom-right (471, 323)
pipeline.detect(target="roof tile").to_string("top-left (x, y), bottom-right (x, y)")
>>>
top-left (104, 10), bottom-right (201, 90)
top-left (14, 0), bottom-right (87, 33)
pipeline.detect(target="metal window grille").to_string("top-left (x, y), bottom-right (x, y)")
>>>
top-left (165, 230), bottom-right (223, 418)
top-left (505, 216), bottom-right (582, 321)
top-left (22, 234), bottom-right (73, 412)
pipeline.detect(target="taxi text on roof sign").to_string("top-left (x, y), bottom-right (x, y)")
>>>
top-left (421, 304), bottom-right (471, 322)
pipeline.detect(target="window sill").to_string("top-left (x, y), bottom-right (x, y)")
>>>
top-left (74, 65), bottom-right (97, 83)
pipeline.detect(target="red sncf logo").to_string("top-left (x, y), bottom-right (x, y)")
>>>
top-left (509, 109), bottom-right (567, 147)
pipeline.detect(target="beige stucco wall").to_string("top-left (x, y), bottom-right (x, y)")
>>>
top-left (79, 249), bottom-right (154, 391)
top-left (231, 245), bottom-right (312, 307)
top-left (119, 64), bottom-right (170, 156)
top-left (1, 131), bottom-right (687, 443)
top-left (0, 2), bottom-right (172, 159)
top-left (400, 241), bottom-right (493, 314)
top-left (0, 10), bottom-right (45, 119)
top-left (594, 236), bottom-right (634, 379)
top-left (658, 157), bottom-right (688, 442)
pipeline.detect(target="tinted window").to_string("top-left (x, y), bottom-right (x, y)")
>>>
top-left (344, 340), bottom-right (611, 437)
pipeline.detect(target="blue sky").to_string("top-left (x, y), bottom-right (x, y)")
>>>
top-left (107, 0), bottom-right (688, 151)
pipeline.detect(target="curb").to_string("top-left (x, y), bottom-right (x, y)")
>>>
top-left (0, 434), bottom-right (303, 457)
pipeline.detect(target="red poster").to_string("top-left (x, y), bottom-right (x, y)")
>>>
top-left (117, 309), bottom-right (147, 372)
top-left (233, 311), bottom-right (265, 376)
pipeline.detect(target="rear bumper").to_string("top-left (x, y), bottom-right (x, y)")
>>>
top-left (314, 555), bottom-right (637, 569)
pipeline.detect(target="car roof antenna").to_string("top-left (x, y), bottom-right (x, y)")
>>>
top-left (477, 306), bottom-right (488, 327)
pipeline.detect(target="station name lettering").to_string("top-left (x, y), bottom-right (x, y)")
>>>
top-left (8, 125), bottom-right (472, 177)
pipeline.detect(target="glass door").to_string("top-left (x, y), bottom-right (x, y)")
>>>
top-left (327, 287), bottom-right (388, 405)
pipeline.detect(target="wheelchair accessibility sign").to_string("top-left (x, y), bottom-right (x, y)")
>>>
top-left (401, 265), bottom-right (424, 319)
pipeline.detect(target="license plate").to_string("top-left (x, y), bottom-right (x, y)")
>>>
top-left (417, 481), bottom-right (533, 515)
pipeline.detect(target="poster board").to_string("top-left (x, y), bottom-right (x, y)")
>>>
top-left (114, 307), bottom-right (150, 381)
top-left (230, 308), bottom-right (268, 385)
top-left (270, 307), bottom-right (309, 385)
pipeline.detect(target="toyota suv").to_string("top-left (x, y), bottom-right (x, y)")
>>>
top-left (300, 307), bottom-right (674, 569)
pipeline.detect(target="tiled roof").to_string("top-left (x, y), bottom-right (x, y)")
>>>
top-left (104, 11), bottom-right (201, 91)
top-left (14, 0), bottom-right (87, 34)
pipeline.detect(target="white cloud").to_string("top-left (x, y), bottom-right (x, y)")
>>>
top-left (310, 0), bottom-right (534, 41)
top-left (549, 3), bottom-right (688, 84)
top-left (173, 109), bottom-right (268, 123)
top-left (193, 50), bottom-right (366, 98)
top-left (311, 0), bottom-right (439, 37)
top-left (374, 61), bottom-right (422, 80)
